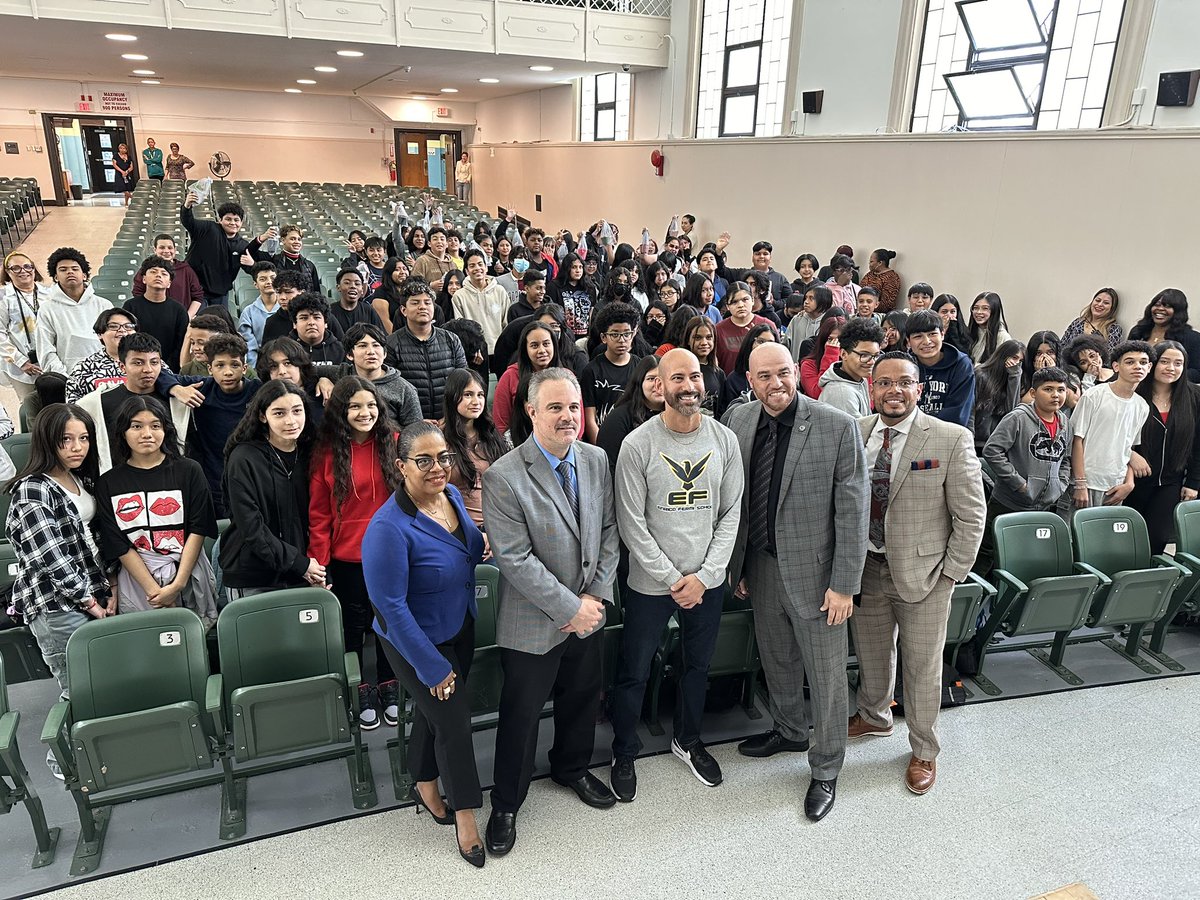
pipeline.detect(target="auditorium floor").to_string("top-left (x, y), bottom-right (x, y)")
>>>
top-left (5, 646), bottom-right (1198, 900)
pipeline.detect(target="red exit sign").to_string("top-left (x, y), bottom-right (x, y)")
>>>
top-left (436, 106), bottom-right (451, 118)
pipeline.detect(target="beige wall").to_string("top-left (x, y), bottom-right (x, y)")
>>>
top-left (475, 86), bottom-right (575, 145)
top-left (471, 131), bottom-right (1200, 342)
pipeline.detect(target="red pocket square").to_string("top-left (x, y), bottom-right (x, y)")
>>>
top-left (911, 459), bottom-right (940, 470)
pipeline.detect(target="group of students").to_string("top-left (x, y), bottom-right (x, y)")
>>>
top-left (3, 200), bottom-right (1197, 864)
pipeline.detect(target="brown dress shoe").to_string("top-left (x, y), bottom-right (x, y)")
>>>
top-left (847, 713), bottom-right (894, 739)
top-left (905, 756), bottom-right (936, 794)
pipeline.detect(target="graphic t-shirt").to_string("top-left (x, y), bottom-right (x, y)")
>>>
top-left (581, 354), bottom-right (635, 428)
top-left (94, 456), bottom-right (218, 564)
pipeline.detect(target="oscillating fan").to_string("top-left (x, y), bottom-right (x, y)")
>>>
top-left (208, 151), bottom-right (232, 180)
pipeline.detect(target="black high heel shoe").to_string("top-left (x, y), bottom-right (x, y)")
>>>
top-left (454, 815), bottom-right (485, 869)
top-left (412, 789), bottom-right (454, 826)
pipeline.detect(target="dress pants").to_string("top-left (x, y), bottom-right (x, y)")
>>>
top-left (610, 585), bottom-right (724, 759)
top-left (491, 633), bottom-right (602, 814)
top-left (745, 550), bottom-right (847, 781)
top-left (850, 554), bottom-right (952, 761)
top-left (379, 612), bottom-right (482, 812)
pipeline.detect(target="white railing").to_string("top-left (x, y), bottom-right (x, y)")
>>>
top-left (514, 0), bottom-right (672, 16)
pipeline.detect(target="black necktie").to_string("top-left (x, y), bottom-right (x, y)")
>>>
top-left (748, 419), bottom-right (777, 551)
top-left (870, 427), bottom-right (893, 547)
top-left (557, 459), bottom-right (579, 522)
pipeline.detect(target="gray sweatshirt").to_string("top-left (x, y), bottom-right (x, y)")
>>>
top-left (818, 363), bottom-right (871, 417)
top-left (982, 403), bottom-right (1073, 510)
top-left (615, 414), bottom-right (743, 595)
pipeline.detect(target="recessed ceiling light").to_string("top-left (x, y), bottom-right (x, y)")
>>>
top-left (297, 79), bottom-right (316, 85)
top-left (478, 78), bottom-right (500, 84)
top-left (529, 65), bottom-right (554, 72)
top-left (336, 50), bottom-right (364, 57)
top-left (141, 80), bottom-right (160, 85)
top-left (105, 33), bottom-right (137, 41)
top-left (132, 69), bottom-right (155, 76)
top-left (122, 53), bottom-right (148, 61)
top-left (412, 95), bottom-right (429, 100)
top-left (285, 88), bottom-right (303, 93)
top-left (440, 88), bottom-right (458, 93)
top-left (314, 66), bottom-right (337, 73)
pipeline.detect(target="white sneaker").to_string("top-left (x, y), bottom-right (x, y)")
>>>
top-left (46, 749), bottom-right (64, 781)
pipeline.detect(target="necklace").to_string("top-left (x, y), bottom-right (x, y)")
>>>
top-left (270, 445), bottom-right (295, 478)
top-left (408, 486), bottom-right (451, 528)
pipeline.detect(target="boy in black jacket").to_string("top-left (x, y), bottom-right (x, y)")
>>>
top-left (181, 195), bottom-right (269, 307)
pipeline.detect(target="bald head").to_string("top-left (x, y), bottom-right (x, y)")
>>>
top-left (658, 347), bottom-right (705, 418)
top-left (749, 340), bottom-right (798, 414)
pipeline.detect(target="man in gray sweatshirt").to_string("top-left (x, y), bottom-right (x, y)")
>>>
top-left (610, 348), bottom-right (743, 801)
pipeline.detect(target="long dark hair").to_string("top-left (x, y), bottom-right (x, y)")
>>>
top-left (683, 314), bottom-right (717, 367)
top-left (1131, 288), bottom-right (1190, 340)
top-left (1138, 340), bottom-right (1199, 474)
top-left (375, 256), bottom-right (408, 305)
top-left (442, 368), bottom-right (509, 485)
top-left (935, 294), bottom-right (971, 352)
top-left (255, 336), bottom-right (316, 391)
top-left (224, 380), bottom-right (315, 460)
top-left (314, 376), bottom-right (400, 512)
top-left (1022, 330), bottom-right (1061, 394)
top-left (660, 304), bottom-right (700, 349)
top-left (609, 355), bottom-right (662, 429)
top-left (110, 395), bottom-right (182, 467)
top-left (516, 321), bottom-right (561, 379)
top-left (974, 339), bottom-right (1025, 423)
top-left (807, 310), bottom-right (846, 363)
top-left (6, 403), bottom-right (99, 494)
top-left (736, 324), bottom-right (778, 376)
top-left (968, 291), bottom-right (1009, 361)
top-left (405, 225), bottom-right (427, 257)
top-left (509, 372), bottom-right (534, 447)
top-left (436, 269), bottom-right (463, 320)
top-left (554, 252), bottom-right (590, 290)
top-left (533, 302), bottom-right (578, 365)
top-left (681, 272), bottom-right (713, 309)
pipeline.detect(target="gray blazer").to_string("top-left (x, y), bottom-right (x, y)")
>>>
top-left (482, 437), bottom-right (619, 655)
top-left (727, 395), bottom-right (869, 618)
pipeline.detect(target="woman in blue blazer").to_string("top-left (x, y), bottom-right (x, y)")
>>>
top-left (362, 421), bottom-right (486, 868)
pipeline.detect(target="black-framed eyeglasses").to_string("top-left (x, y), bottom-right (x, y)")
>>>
top-left (604, 330), bottom-right (635, 341)
top-left (875, 378), bottom-right (919, 390)
top-left (5, 264), bottom-right (34, 274)
top-left (105, 323), bottom-right (137, 334)
top-left (406, 452), bottom-right (457, 471)
top-left (848, 350), bottom-right (881, 364)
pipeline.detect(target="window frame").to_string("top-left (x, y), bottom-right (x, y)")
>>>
top-left (718, 39), bottom-right (763, 137)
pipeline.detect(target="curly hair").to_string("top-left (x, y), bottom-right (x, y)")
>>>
top-left (314, 376), bottom-right (400, 516)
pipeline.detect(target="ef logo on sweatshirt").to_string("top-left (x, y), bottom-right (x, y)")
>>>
top-left (661, 451), bottom-right (712, 507)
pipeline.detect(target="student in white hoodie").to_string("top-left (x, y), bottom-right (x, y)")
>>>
top-left (35, 248), bottom-right (113, 376)
top-left (817, 318), bottom-right (884, 417)
top-left (453, 248), bottom-right (509, 353)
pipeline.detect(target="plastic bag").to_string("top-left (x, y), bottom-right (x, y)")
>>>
top-left (190, 177), bottom-right (213, 204)
top-left (600, 220), bottom-right (615, 247)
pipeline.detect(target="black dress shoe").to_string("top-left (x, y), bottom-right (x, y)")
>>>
top-left (485, 810), bottom-right (516, 856)
top-left (554, 771), bottom-right (617, 809)
top-left (804, 778), bottom-right (836, 822)
top-left (737, 729), bottom-right (810, 758)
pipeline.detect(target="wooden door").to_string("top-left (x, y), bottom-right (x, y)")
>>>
top-left (397, 132), bottom-right (428, 188)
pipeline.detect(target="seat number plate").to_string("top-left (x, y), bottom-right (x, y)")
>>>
top-left (159, 631), bottom-right (181, 647)
top-left (299, 609), bottom-right (320, 624)
top-left (474, 586), bottom-right (487, 599)
top-left (1036, 528), bottom-right (1051, 539)
top-left (1113, 522), bottom-right (1128, 533)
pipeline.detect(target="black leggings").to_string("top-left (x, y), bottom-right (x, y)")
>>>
top-left (1127, 478), bottom-right (1182, 555)
top-left (327, 559), bottom-right (395, 685)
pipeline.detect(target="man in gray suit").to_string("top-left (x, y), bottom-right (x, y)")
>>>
top-left (726, 341), bottom-right (869, 822)
top-left (481, 366), bottom-right (621, 856)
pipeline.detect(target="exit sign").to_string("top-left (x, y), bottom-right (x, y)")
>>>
top-left (76, 101), bottom-right (93, 112)
top-left (435, 106), bottom-right (450, 118)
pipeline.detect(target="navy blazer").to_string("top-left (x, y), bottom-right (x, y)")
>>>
top-left (362, 484), bottom-right (485, 687)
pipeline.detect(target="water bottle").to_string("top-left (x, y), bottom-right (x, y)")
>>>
top-left (262, 224), bottom-right (280, 255)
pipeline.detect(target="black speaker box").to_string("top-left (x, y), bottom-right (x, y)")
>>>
top-left (1157, 70), bottom-right (1200, 107)
top-left (802, 90), bottom-right (824, 115)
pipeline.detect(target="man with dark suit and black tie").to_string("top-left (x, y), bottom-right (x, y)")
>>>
top-left (850, 351), bottom-right (985, 795)
top-left (481, 366), bottom-right (621, 856)
top-left (726, 341), bottom-right (869, 821)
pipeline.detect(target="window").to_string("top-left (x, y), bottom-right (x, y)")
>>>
top-left (911, 0), bottom-right (1127, 133)
top-left (696, 0), bottom-right (794, 138)
top-left (580, 72), bottom-right (631, 142)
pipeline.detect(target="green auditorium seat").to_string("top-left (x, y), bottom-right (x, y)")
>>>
top-left (1147, 500), bottom-right (1200, 668)
top-left (0, 541), bottom-right (51, 684)
top-left (213, 587), bottom-right (376, 837)
top-left (0, 434), bottom-right (32, 540)
top-left (973, 511), bottom-right (1101, 688)
top-left (944, 572), bottom-right (995, 668)
top-left (0, 656), bottom-right (60, 868)
top-left (1072, 506), bottom-right (1185, 673)
top-left (42, 608), bottom-right (219, 874)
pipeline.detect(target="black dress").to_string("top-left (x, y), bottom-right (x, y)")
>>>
top-left (111, 154), bottom-right (134, 192)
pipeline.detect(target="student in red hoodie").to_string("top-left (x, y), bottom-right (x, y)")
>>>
top-left (309, 375), bottom-right (401, 731)
top-left (800, 313), bottom-right (845, 398)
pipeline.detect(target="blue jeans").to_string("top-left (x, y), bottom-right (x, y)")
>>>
top-left (28, 607), bottom-right (91, 696)
top-left (611, 584), bottom-right (724, 759)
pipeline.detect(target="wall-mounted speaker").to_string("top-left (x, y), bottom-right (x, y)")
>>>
top-left (1157, 70), bottom-right (1200, 107)
top-left (802, 90), bottom-right (824, 115)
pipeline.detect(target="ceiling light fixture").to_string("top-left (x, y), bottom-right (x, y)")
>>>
top-left (132, 69), bottom-right (155, 76)
top-left (297, 79), bottom-right (316, 84)
top-left (440, 88), bottom-right (458, 93)
top-left (141, 80), bottom-right (160, 85)
top-left (314, 66), bottom-right (337, 73)
top-left (285, 88), bottom-right (303, 93)
top-left (529, 65), bottom-right (554, 72)
top-left (105, 33), bottom-right (137, 41)
top-left (336, 50), bottom-right (364, 57)
top-left (412, 95), bottom-right (429, 100)
top-left (478, 78), bottom-right (500, 84)
top-left (122, 53), bottom-right (148, 61)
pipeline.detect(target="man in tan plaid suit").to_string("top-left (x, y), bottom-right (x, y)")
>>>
top-left (850, 352), bottom-right (985, 794)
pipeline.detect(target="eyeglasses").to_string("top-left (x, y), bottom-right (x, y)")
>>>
top-left (875, 378), bottom-right (919, 390)
top-left (105, 323), bottom-right (137, 334)
top-left (848, 350), bottom-right (881, 364)
top-left (604, 330), bottom-right (635, 341)
top-left (5, 264), bottom-right (34, 274)
top-left (406, 452), bottom-right (457, 471)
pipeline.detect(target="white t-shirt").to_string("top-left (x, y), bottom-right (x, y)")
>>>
top-left (1072, 383), bottom-right (1149, 490)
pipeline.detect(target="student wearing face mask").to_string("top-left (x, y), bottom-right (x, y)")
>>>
top-left (497, 256), bottom-right (529, 305)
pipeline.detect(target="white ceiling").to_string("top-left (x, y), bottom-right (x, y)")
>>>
top-left (0, 15), bottom-right (617, 102)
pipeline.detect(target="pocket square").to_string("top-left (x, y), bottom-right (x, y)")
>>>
top-left (911, 459), bottom-right (940, 470)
